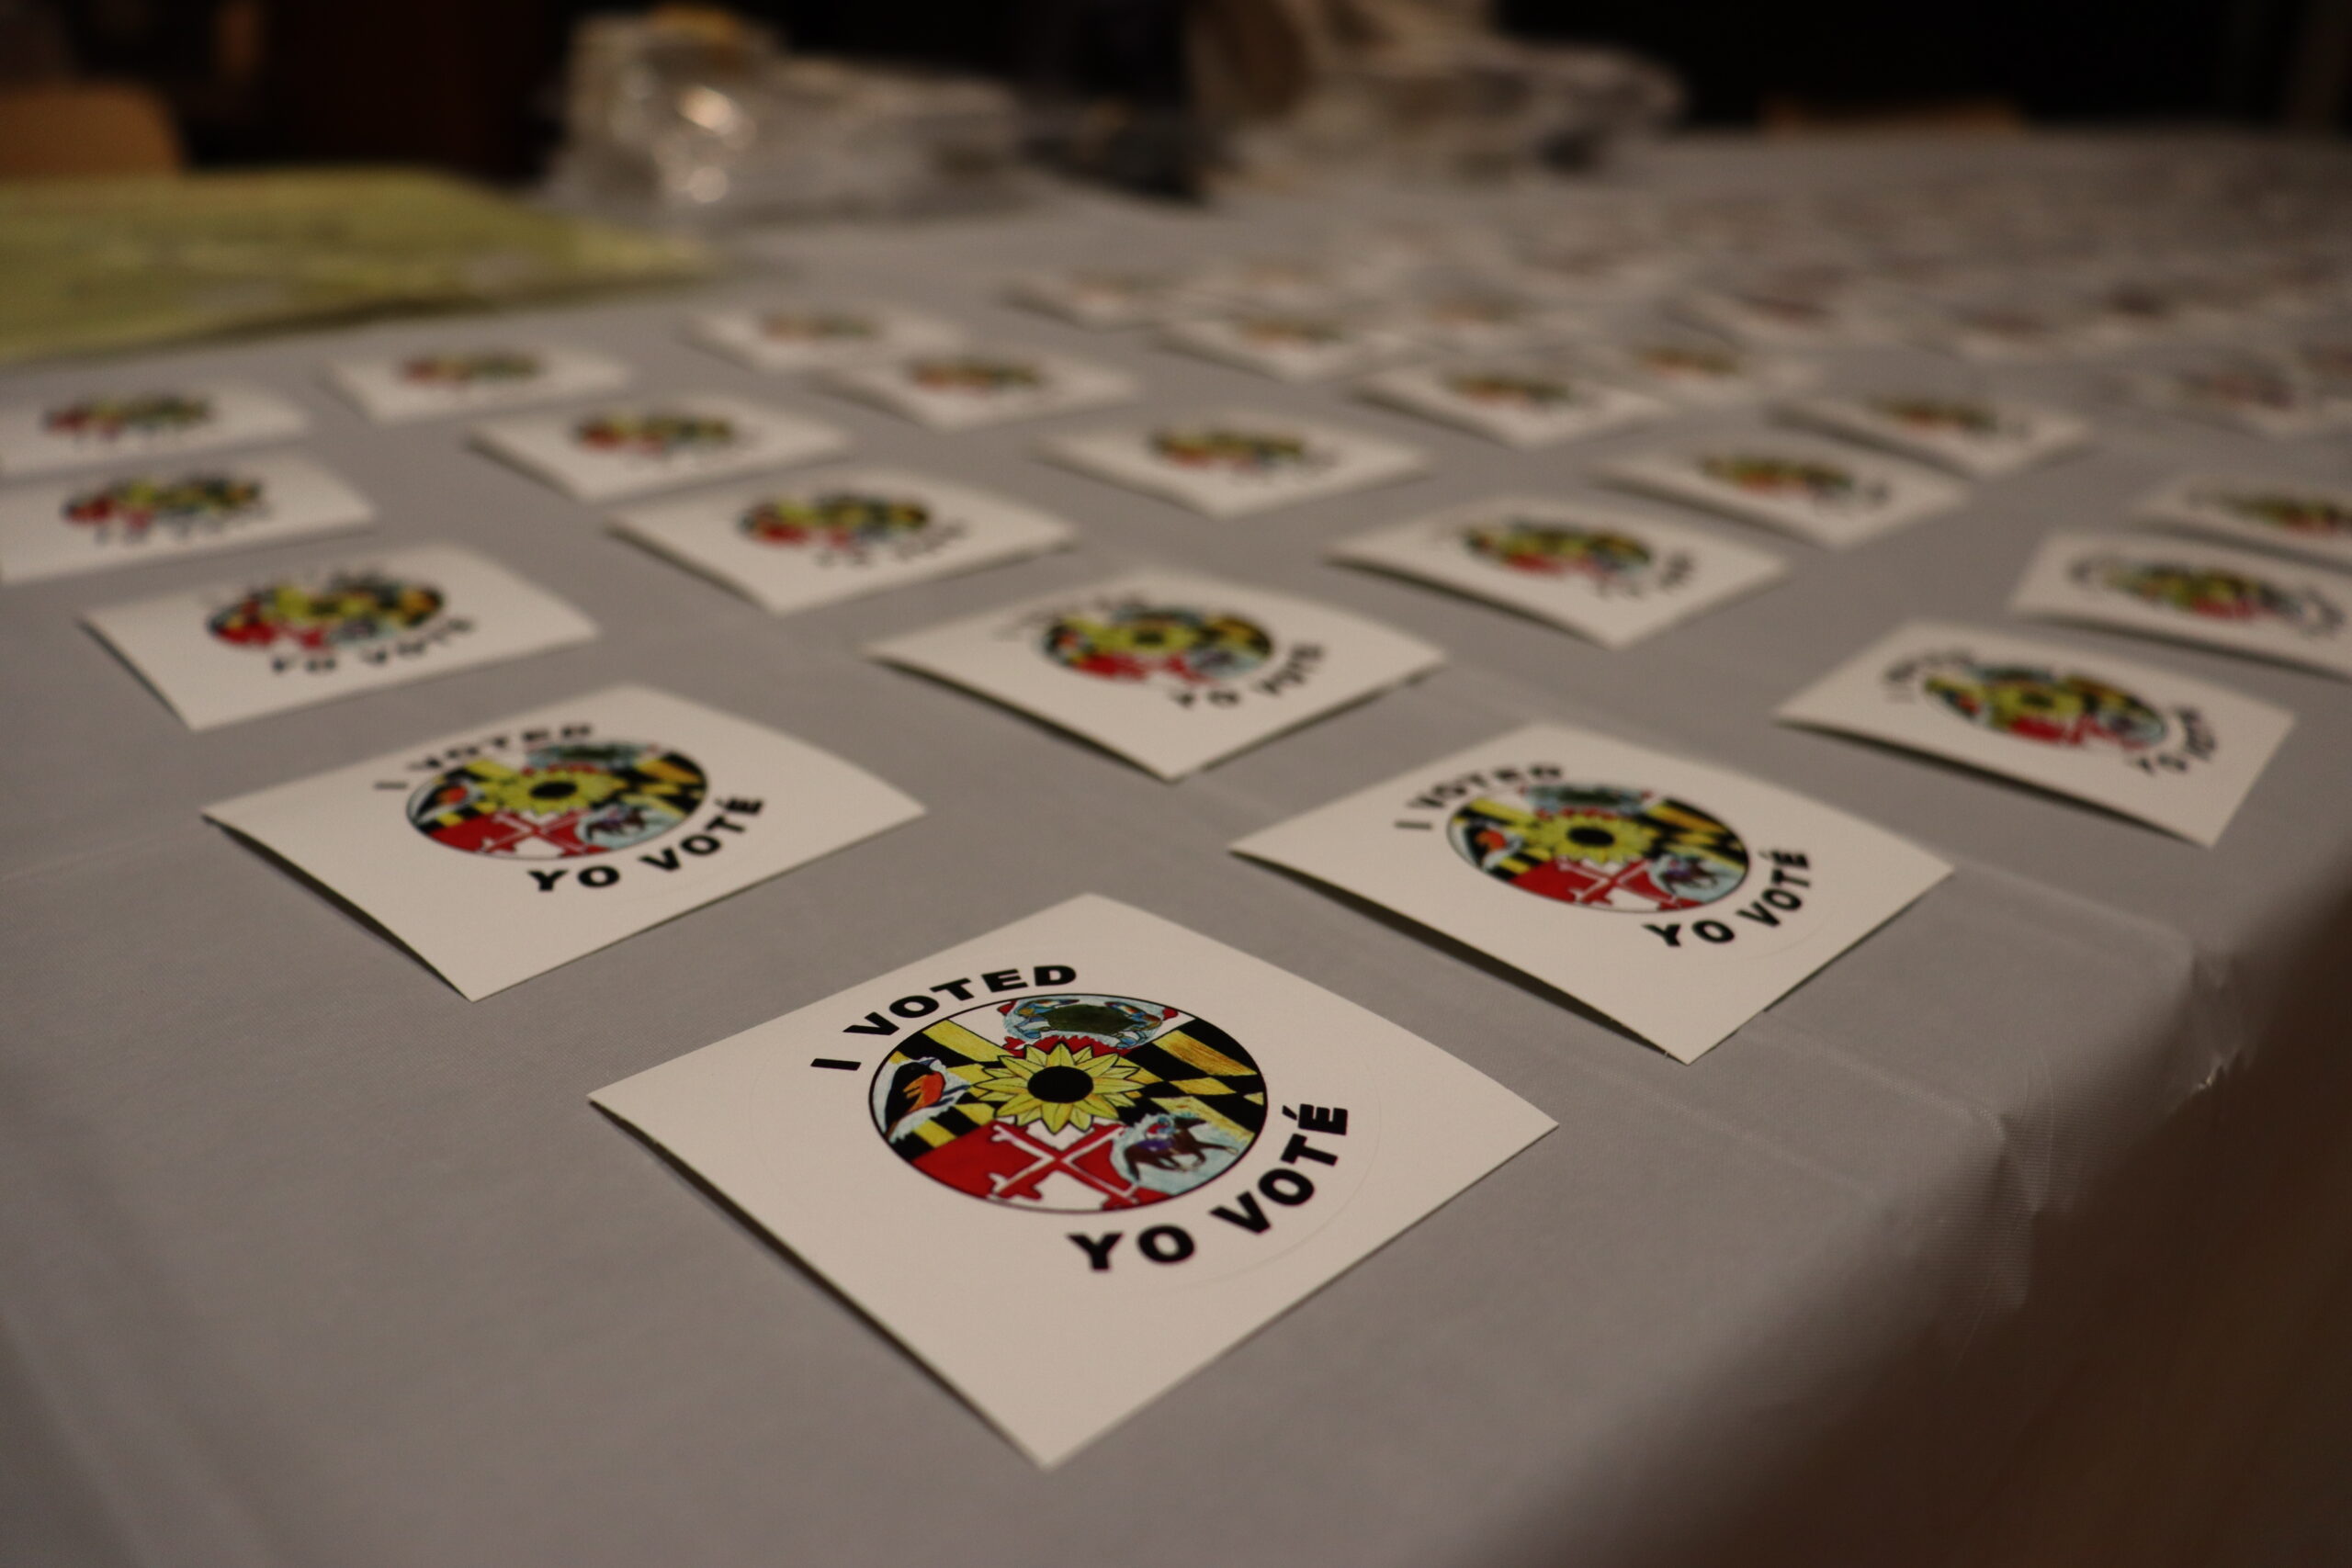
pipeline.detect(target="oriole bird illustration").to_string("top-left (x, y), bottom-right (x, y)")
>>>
top-left (882, 1059), bottom-right (962, 1141)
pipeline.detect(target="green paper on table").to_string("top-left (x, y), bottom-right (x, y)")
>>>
top-left (0, 169), bottom-right (711, 366)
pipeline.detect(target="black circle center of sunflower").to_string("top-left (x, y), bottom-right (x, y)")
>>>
top-left (529, 779), bottom-right (581, 801)
top-left (1026, 1065), bottom-right (1097, 1104)
top-left (1567, 825), bottom-right (1618, 848)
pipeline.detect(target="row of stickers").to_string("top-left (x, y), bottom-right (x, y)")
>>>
top-left (12, 161), bottom-right (2348, 1463)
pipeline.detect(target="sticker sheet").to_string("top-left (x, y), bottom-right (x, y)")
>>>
top-left (865, 569), bottom-right (1444, 780)
top-left (469, 394), bottom-right (849, 502)
top-left (1004, 268), bottom-right (1207, 329)
top-left (1159, 311), bottom-right (1419, 382)
top-left (1781, 392), bottom-right (2092, 478)
top-left (1388, 290), bottom-right (1589, 354)
top-left (2123, 365), bottom-right (2334, 438)
top-left (1040, 408), bottom-right (1429, 518)
top-left (1595, 438), bottom-right (1968, 548)
top-left (324, 344), bottom-right (630, 423)
top-left (1357, 360), bottom-right (1670, 448)
top-left (0, 453), bottom-right (372, 585)
top-left (204, 684), bottom-right (923, 998)
top-left (1569, 336), bottom-right (1819, 406)
top-left (820, 347), bottom-right (1138, 431)
top-left (609, 466), bottom-right (1075, 615)
top-left (1230, 723), bottom-right (1951, 1062)
top-left (0, 383), bottom-right (310, 478)
top-left (687, 300), bottom-right (966, 373)
top-left (2134, 472), bottom-right (2352, 570)
top-left (1329, 495), bottom-right (1786, 649)
top-left (2009, 531), bottom-right (2352, 681)
top-left (84, 543), bottom-right (598, 729)
top-left (1777, 619), bottom-right (2293, 846)
top-left (590, 894), bottom-right (1554, 1466)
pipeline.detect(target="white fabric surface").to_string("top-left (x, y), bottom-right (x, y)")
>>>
top-left (4, 135), bottom-right (2350, 1567)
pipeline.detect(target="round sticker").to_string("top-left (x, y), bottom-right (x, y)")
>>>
top-left (1464, 519), bottom-right (1651, 581)
top-left (208, 572), bottom-right (445, 652)
top-left (1039, 602), bottom-right (1272, 686)
top-left (406, 739), bottom-right (707, 858)
top-left (1919, 660), bottom-right (2166, 749)
top-left (1447, 780), bottom-right (1750, 911)
top-left (739, 491), bottom-right (931, 553)
top-left (870, 992), bottom-right (1265, 1213)
top-left (401, 352), bottom-right (540, 385)
top-left (1149, 428), bottom-right (1316, 471)
top-left (63, 473), bottom-right (261, 535)
top-left (44, 394), bottom-right (211, 439)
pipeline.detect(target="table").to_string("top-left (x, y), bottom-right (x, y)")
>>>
top-left (6, 133), bottom-right (2352, 1568)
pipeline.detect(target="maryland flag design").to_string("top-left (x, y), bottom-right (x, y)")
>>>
top-left (1699, 453), bottom-right (1885, 509)
top-left (208, 572), bottom-right (446, 652)
top-left (2201, 488), bottom-right (2352, 537)
top-left (573, 412), bottom-right (736, 457)
top-left (1917, 660), bottom-right (2167, 750)
top-left (1464, 519), bottom-right (1652, 581)
top-left (1445, 371), bottom-right (1583, 409)
top-left (1447, 781), bottom-right (1748, 912)
top-left (2076, 555), bottom-right (2342, 633)
top-left (43, 394), bottom-right (213, 440)
top-left (62, 472), bottom-right (262, 536)
top-left (908, 356), bottom-right (1044, 393)
top-left (738, 491), bottom-right (932, 556)
top-left (406, 739), bottom-right (707, 858)
top-left (1867, 397), bottom-right (2007, 437)
top-left (1149, 427), bottom-right (1319, 472)
top-left (1039, 601), bottom-right (1273, 686)
top-left (399, 351), bottom-right (542, 385)
top-left (759, 310), bottom-right (878, 341)
top-left (870, 992), bottom-right (1265, 1212)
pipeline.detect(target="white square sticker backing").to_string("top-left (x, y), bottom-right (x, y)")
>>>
top-left (589, 893), bottom-right (1555, 1466)
top-left (2009, 530), bottom-right (2352, 681)
top-left (1595, 438), bottom-right (1968, 548)
top-left (84, 542), bottom-right (598, 729)
top-left (1039, 408), bottom-right (1430, 518)
top-left (0, 383), bottom-right (310, 478)
top-left (609, 466), bottom-right (1075, 615)
top-left (0, 452), bottom-right (373, 584)
top-left (687, 301), bottom-right (967, 373)
top-left (204, 684), bottom-right (924, 998)
top-left (866, 570), bottom-right (1444, 780)
top-left (1329, 495), bottom-right (1786, 649)
top-left (324, 344), bottom-right (631, 423)
top-left (1231, 722), bottom-right (1951, 1062)
top-left (469, 394), bottom-right (850, 502)
top-left (1776, 619), bottom-right (2294, 846)
top-left (2134, 472), bottom-right (2352, 570)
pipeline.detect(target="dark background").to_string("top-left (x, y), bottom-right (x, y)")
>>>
top-left (40, 0), bottom-right (2334, 179)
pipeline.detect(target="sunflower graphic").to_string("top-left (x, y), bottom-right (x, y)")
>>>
top-left (63, 473), bottom-right (262, 535)
top-left (405, 739), bottom-right (707, 858)
top-left (208, 572), bottom-right (445, 651)
top-left (1919, 661), bottom-right (2167, 750)
top-left (969, 1042), bottom-right (1150, 1134)
top-left (738, 491), bottom-right (931, 554)
top-left (573, 412), bottom-right (736, 457)
top-left (1447, 781), bottom-right (1749, 911)
top-left (44, 394), bottom-right (213, 440)
top-left (399, 351), bottom-right (542, 385)
top-left (2206, 490), bottom-right (2352, 536)
top-left (1149, 427), bottom-right (1317, 471)
top-left (1040, 602), bottom-right (1273, 686)
top-left (867, 991), bottom-right (1265, 1212)
top-left (909, 356), bottom-right (1043, 393)
top-left (1464, 520), bottom-right (1651, 581)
